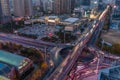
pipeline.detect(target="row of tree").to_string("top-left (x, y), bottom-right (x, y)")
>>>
top-left (0, 20), bottom-right (24, 33)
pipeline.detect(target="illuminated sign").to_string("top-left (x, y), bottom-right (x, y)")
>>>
top-left (48, 20), bottom-right (55, 23)
top-left (90, 28), bottom-right (93, 33)
top-left (65, 26), bottom-right (74, 31)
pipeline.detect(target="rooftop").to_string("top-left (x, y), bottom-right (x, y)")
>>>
top-left (48, 16), bottom-right (58, 19)
top-left (0, 63), bottom-right (11, 76)
top-left (0, 50), bottom-right (26, 67)
top-left (64, 18), bottom-right (79, 23)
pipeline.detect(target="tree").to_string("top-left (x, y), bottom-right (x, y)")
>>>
top-left (40, 62), bottom-right (48, 71)
top-left (111, 44), bottom-right (120, 55)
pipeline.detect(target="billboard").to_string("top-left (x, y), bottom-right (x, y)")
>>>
top-left (65, 26), bottom-right (74, 31)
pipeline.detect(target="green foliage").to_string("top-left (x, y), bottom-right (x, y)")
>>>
top-left (111, 44), bottom-right (120, 55)
top-left (96, 38), bottom-right (120, 55)
top-left (0, 21), bottom-right (24, 33)
top-left (0, 42), bottom-right (48, 79)
top-left (41, 30), bottom-right (77, 43)
top-left (55, 31), bottom-right (77, 43)
top-left (41, 36), bottom-right (58, 42)
top-left (19, 33), bottom-right (37, 39)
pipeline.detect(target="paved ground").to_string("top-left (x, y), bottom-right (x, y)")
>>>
top-left (101, 29), bottom-right (120, 44)
top-left (83, 75), bottom-right (98, 80)
top-left (18, 24), bottom-right (58, 39)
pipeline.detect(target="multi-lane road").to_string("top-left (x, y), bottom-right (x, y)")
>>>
top-left (47, 5), bottom-right (110, 80)
top-left (0, 33), bottom-right (69, 51)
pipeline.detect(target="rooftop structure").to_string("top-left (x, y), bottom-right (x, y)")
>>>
top-left (0, 50), bottom-right (26, 67)
top-left (48, 16), bottom-right (58, 19)
top-left (0, 62), bottom-right (11, 76)
top-left (0, 50), bottom-right (33, 74)
top-left (25, 16), bottom-right (81, 27)
top-left (64, 18), bottom-right (79, 24)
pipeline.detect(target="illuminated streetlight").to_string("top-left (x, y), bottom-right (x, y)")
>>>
top-left (113, 5), bottom-right (117, 9)
top-left (94, 1), bottom-right (97, 4)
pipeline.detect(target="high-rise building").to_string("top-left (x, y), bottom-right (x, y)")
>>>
top-left (112, 0), bottom-right (120, 17)
top-left (90, 0), bottom-right (99, 9)
top-left (103, 0), bottom-right (115, 4)
top-left (116, 0), bottom-right (120, 9)
top-left (71, 0), bottom-right (75, 12)
top-left (24, 0), bottom-right (33, 16)
top-left (79, 0), bottom-right (91, 10)
top-left (80, 0), bottom-right (90, 6)
top-left (42, 0), bottom-right (54, 13)
top-left (13, 0), bottom-right (32, 17)
top-left (54, 0), bottom-right (72, 14)
top-left (33, 0), bottom-right (41, 6)
top-left (0, 0), bottom-right (11, 24)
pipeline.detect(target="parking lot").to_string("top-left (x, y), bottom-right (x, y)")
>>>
top-left (18, 24), bottom-right (58, 39)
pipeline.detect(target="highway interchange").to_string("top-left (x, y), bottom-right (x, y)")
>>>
top-left (0, 5), bottom-right (110, 80)
top-left (47, 5), bottom-right (110, 80)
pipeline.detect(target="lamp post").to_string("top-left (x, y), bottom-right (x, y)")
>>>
top-left (64, 30), bottom-right (66, 44)
top-left (101, 39), bottom-right (104, 50)
top-left (96, 52), bottom-right (100, 74)
top-left (44, 46), bottom-right (47, 61)
top-left (31, 16), bottom-right (34, 27)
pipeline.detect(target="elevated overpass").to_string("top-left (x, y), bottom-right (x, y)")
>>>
top-left (47, 5), bottom-right (110, 80)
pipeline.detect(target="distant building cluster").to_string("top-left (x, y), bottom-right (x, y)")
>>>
top-left (13, 0), bottom-right (33, 17)
top-left (0, 0), bottom-right (32, 24)
top-left (0, 0), bottom-right (119, 24)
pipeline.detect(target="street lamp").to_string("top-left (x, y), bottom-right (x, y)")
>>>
top-left (64, 30), bottom-right (66, 44)
top-left (96, 52), bottom-right (100, 74)
top-left (101, 39), bottom-right (105, 50)
top-left (44, 46), bottom-right (47, 61)
top-left (31, 16), bottom-right (34, 27)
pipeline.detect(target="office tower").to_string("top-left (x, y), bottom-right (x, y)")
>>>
top-left (13, 0), bottom-right (32, 17)
top-left (9, 0), bottom-right (13, 14)
top-left (79, 0), bottom-right (91, 10)
top-left (24, 0), bottom-right (33, 16)
top-left (13, 0), bottom-right (25, 17)
top-left (54, 0), bottom-right (72, 14)
top-left (80, 0), bottom-right (90, 6)
top-left (90, 0), bottom-right (99, 9)
top-left (98, 0), bottom-right (105, 10)
top-left (103, 0), bottom-right (115, 4)
top-left (34, 0), bottom-right (41, 6)
top-left (116, 0), bottom-right (120, 9)
top-left (113, 0), bottom-right (120, 16)
top-left (0, 0), bottom-right (11, 24)
top-left (42, 0), bottom-right (54, 13)
top-left (71, 0), bottom-right (75, 12)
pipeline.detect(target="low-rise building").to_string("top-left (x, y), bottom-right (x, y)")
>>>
top-left (0, 50), bottom-right (33, 79)
top-left (98, 65), bottom-right (120, 80)
top-left (63, 18), bottom-right (80, 32)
